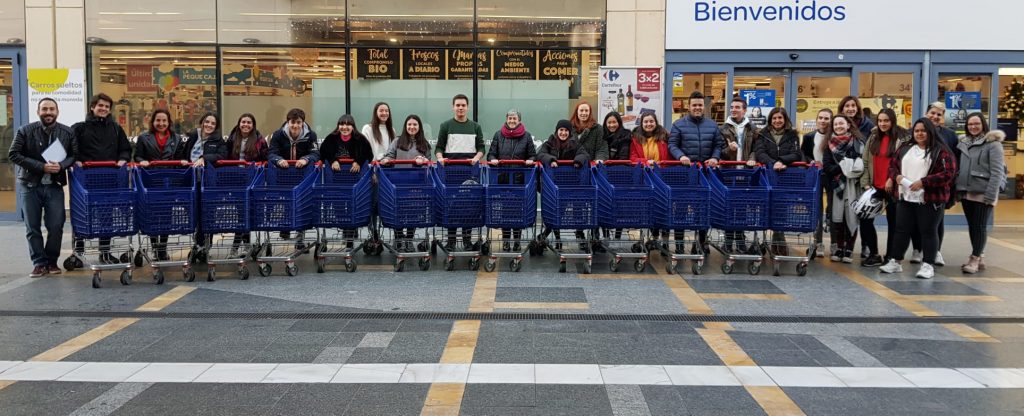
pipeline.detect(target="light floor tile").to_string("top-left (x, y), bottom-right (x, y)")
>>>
top-left (535, 364), bottom-right (604, 384)
top-left (125, 363), bottom-right (213, 383)
top-left (194, 363), bottom-right (277, 383)
top-left (0, 361), bottom-right (22, 373)
top-left (663, 365), bottom-right (741, 386)
top-left (399, 364), bottom-right (470, 383)
top-left (0, 361), bottom-right (85, 381)
top-left (263, 364), bottom-right (343, 384)
top-left (600, 365), bottom-right (672, 385)
top-left (58, 362), bottom-right (148, 382)
top-left (957, 368), bottom-right (1024, 388)
top-left (893, 367), bottom-right (986, 388)
top-left (332, 364), bottom-right (406, 383)
top-left (763, 366), bottom-right (847, 387)
top-left (728, 366), bottom-right (776, 387)
top-left (826, 367), bottom-right (915, 388)
top-left (468, 363), bottom-right (534, 384)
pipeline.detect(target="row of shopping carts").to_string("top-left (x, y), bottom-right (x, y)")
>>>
top-left (64, 158), bottom-right (820, 288)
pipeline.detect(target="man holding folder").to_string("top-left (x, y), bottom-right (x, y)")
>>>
top-left (8, 98), bottom-right (76, 277)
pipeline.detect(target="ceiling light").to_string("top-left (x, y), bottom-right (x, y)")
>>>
top-left (389, 38), bottom-right (398, 43)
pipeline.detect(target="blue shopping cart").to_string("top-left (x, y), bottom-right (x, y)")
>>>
top-left (595, 160), bottom-right (654, 273)
top-left (201, 160), bottom-right (260, 281)
top-left (134, 161), bottom-right (198, 285)
top-left (65, 162), bottom-right (137, 288)
top-left (313, 158), bottom-right (373, 273)
top-left (482, 160), bottom-right (538, 273)
top-left (649, 161), bottom-right (711, 275)
top-left (765, 162), bottom-right (822, 276)
top-left (251, 160), bottom-right (319, 276)
top-left (377, 159), bottom-right (437, 272)
top-left (433, 160), bottom-right (485, 271)
top-left (708, 161), bottom-right (771, 275)
top-left (539, 161), bottom-right (597, 274)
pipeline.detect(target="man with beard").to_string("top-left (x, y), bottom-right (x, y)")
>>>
top-left (8, 98), bottom-right (76, 277)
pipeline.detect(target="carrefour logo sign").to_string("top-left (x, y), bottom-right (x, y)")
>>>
top-left (603, 70), bottom-right (620, 81)
top-left (694, 0), bottom-right (847, 22)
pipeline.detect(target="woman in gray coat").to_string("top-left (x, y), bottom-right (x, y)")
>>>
top-left (955, 112), bottom-right (1006, 273)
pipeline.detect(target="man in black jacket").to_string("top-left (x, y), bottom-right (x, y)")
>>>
top-left (71, 93), bottom-right (132, 264)
top-left (9, 98), bottom-right (76, 277)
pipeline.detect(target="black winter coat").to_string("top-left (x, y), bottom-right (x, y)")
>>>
top-left (182, 130), bottom-right (229, 164)
top-left (320, 131), bottom-right (374, 166)
top-left (753, 129), bottom-right (803, 166)
top-left (537, 136), bottom-right (590, 167)
top-left (72, 114), bottom-right (131, 162)
top-left (487, 130), bottom-right (537, 161)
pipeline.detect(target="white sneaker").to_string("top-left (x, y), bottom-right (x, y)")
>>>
top-left (934, 252), bottom-right (945, 267)
top-left (879, 259), bottom-right (903, 274)
top-left (815, 243), bottom-right (825, 258)
top-left (916, 263), bottom-right (934, 279)
top-left (910, 250), bottom-right (923, 264)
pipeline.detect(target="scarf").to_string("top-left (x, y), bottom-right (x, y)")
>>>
top-left (155, 131), bottom-right (170, 154)
top-left (341, 133), bottom-right (352, 142)
top-left (829, 134), bottom-right (851, 153)
top-left (501, 123), bottom-right (526, 139)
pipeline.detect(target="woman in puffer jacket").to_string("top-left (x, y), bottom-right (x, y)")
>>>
top-left (537, 119), bottom-right (591, 251)
top-left (487, 109), bottom-right (537, 252)
top-left (955, 112), bottom-right (1006, 273)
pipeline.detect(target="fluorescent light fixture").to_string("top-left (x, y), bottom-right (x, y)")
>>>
top-left (108, 49), bottom-right (191, 52)
top-left (221, 29), bottom-right (282, 32)
top-left (98, 12), bottom-right (183, 15)
top-left (181, 28), bottom-right (215, 31)
top-left (487, 38), bottom-right (495, 43)
top-left (99, 27), bottom-right (134, 30)
top-left (389, 38), bottom-right (398, 43)
top-left (998, 68), bottom-right (1024, 76)
top-left (239, 13), bottom-right (340, 17)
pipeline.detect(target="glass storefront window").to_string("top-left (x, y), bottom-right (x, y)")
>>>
top-left (0, 58), bottom-right (15, 211)
top-left (217, 0), bottom-right (345, 45)
top-left (733, 73), bottom-right (784, 128)
top-left (85, 0), bottom-right (216, 43)
top-left (477, 0), bottom-right (604, 48)
top-left (348, 0), bottom-right (473, 47)
top-left (671, 73), bottom-right (726, 123)
top-left (859, 72), bottom-right (914, 128)
top-left (938, 74), bottom-right (991, 133)
top-left (221, 47), bottom-right (346, 139)
top-left (0, 0), bottom-right (25, 44)
top-left (794, 73), bottom-right (850, 135)
top-left (88, 46), bottom-right (218, 137)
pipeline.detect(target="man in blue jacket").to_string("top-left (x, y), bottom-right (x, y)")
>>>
top-left (667, 91), bottom-right (723, 253)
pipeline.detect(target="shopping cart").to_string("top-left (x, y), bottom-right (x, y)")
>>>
top-left (482, 160), bottom-right (539, 272)
top-left (251, 161), bottom-right (319, 276)
top-left (133, 161), bottom-right (198, 284)
top-left (65, 162), bottom-right (137, 288)
top-left (313, 159), bottom-right (373, 273)
top-left (649, 161), bottom-right (711, 275)
top-left (595, 160), bottom-right (653, 273)
top-left (377, 160), bottom-right (436, 272)
top-left (201, 160), bottom-right (259, 281)
top-left (432, 160), bottom-right (486, 271)
top-left (709, 161), bottom-right (770, 275)
top-left (766, 162), bottom-right (821, 276)
top-left (539, 161), bottom-right (597, 274)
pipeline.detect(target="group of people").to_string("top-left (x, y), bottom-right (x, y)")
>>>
top-left (9, 90), bottom-right (1006, 279)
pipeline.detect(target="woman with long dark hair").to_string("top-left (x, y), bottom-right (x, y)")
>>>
top-left (182, 112), bottom-right (228, 251)
top-left (753, 107), bottom-right (802, 255)
top-left (879, 118), bottom-right (957, 279)
top-left (802, 108), bottom-right (832, 257)
top-left (226, 113), bottom-right (268, 256)
top-left (361, 102), bottom-right (396, 161)
top-left (133, 109), bottom-right (186, 261)
top-left (381, 115), bottom-right (433, 250)
top-left (955, 112), bottom-right (1006, 273)
top-left (821, 114), bottom-right (866, 263)
top-left (859, 108), bottom-right (911, 267)
top-left (628, 112), bottom-right (672, 248)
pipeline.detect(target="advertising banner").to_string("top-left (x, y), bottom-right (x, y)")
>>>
top-left (493, 50), bottom-right (536, 80)
top-left (356, 48), bottom-right (400, 80)
top-left (446, 49), bottom-right (490, 80)
top-left (945, 91), bottom-right (982, 132)
top-left (402, 48), bottom-right (444, 80)
top-left (27, 68), bottom-right (86, 125)
top-left (740, 89), bottom-right (776, 130)
top-left (126, 65), bottom-right (155, 93)
top-left (598, 67), bottom-right (664, 130)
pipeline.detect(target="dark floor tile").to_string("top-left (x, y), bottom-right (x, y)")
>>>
top-left (330, 333), bottom-right (367, 347)
top-left (495, 287), bottom-right (588, 303)
top-left (344, 347), bottom-right (385, 363)
top-left (675, 386), bottom-right (766, 414)
top-left (848, 337), bottom-right (1024, 367)
top-left (287, 320), bottom-right (350, 333)
top-left (462, 384), bottom-right (537, 408)
top-left (730, 332), bottom-right (798, 351)
top-left (925, 388), bottom-right (1024, 415)
top-left (785, 387), bottom-right (951, 416)
top-left (685, 279), bottom-right (784, 294)
top-left (535, 385), bottom-right (613, 410)
top-left (341, 319), bottom-right (403, 332)
top-left (349, 384), bottom-right (428, 407)
top-left (881, 281), bottom-right (987, 296)
top-left (395, 319), bottom-right (454, 333)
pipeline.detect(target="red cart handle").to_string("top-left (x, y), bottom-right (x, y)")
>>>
top-left (491, 159), bottom-right (536, 166)
top-left (789, 161), bottom-right (818, 168)
top-left (81, 161), bottom-right (119, 168)
top-left (380, 159), bottom-right (431, 166)
top-left (441, 159), bottom-right (475, 165)
top-left (601, 160), bottom-right (640, 166)
top-left (214, 160), bottom-right (250, 167)
top-left (143, 160), bottom-right (189, 168)
top-left (655, 160), bottom-right (702, 167)
top-left (336, 158), bottom-right (358, 164)
top-left (718, 160), bottom-right (752, 167)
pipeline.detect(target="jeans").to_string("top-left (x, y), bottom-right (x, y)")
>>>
top-left (19, 184), bottom-right (66, 267)
top-left (961, 200), bottom-right (993, 257)
top-left (890, 201), bottom-right (943, 264)
top-left (860, 217), bottom-right (878, 257)
top-left (883, 195), bottom-right (919, 259)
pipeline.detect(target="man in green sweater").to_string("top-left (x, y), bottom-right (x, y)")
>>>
top-left (434, 94), bottom-right (485, 252)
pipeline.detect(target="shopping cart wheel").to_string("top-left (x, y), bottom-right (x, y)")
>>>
top-left (207, 268), bottom-right (217, 282)
top-left (634, 259), bottom-right (646, 273)
top-left (316, 258), bottom-right (326, 274)
top-left (484, 259), bottom-right (496, 272)
top-left (63, 256), bottom-right (77, 272)
top-left (345, 260), bottom-right (357, 273)
top-left (468, 258), bottom-right (480, 271)
top-left (444, 258), bottom-right (455, 271)
top-left (528, 242), bottom-right (540, 256)
top-left (394, 260), bottom-right (405, 273)
top-left (239, 266), bottom-right (250, 280)
top-left (91, 272), bottom-right (101, 289)
top-left (748, 262), bottom-right (761, 275)
top-left (796, 262), bottom-right (808, 277)
top-left (417, 241), bottom-right (429, 252)
top-left (119, 270), bottom-right (132, 286)
top-left (722, 262), bottom-right (734, 274)
top-left (632, 243), bottom-right (644, 253)
top-left (692, 260), bottom-right (704, 275)
top-left (258, 263), bottom-right (272, 277)
top-left (119, 252), bottom-right (131, 263)
top-left (666, 261), bottom-right (676, 275)
top-left (153, 269), bottom-right (165, 285)
top-left (285, 263), bottom-right (298, 276)
top-left (418, 258), bottom-right (431, 271)
top-left (134, 251), bottom-right (144, 268)
top-left (510, 258), bottom-right (522, 272)
top-left (609, 259), bottom-right (620, 272)
top-left (185, 269), bottom-right (196, 282)
top-left (558, 262), bottom-right (566, 273)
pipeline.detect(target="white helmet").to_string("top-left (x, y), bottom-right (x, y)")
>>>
top-left (852, 188), bottom-right (886, 220)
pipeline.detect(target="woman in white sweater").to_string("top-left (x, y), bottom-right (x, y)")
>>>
top-left (361, 101), bottom-right (396, 160)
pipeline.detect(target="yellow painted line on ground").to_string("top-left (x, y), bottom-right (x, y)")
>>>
top-left (134, 286), bottom-right (196, 312)
top-left (696, 328), bottom-right (756, 366)
top-left (0, 380), bottom-right (16, 391)
top-left (703, 322), bottom-right (736, 331)
top-left (420, 383), bottom-right (465, 416)
top-left (580, 273), bottom-right (661, 280)
top-left (744, 386), bottom-right (808, 416)
top-left (356, 264), bottom-right (396, 271)
top-left (29, 318), bottom-right (140, 362)
top-left (467, 269), bottom-right (498, 313)
top-left (950, 277), bottom-right (1024, 283)
top-left (989, 237), bottom-right (1024, 253)
top-left (439, 320), bottom-right (482, 364)
top-left (823, 261), bottom-right (940, 317)
top-left (700, 293), bottom-right (793, 301)
top-left (905, 295), bottom-right (1002, 302)
top-left (942, 323), bottom-right (1001, 343)
top-left (492, 302), bottom-right (589, 310)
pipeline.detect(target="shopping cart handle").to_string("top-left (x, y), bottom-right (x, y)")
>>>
top-left (655, 160), bottom-right (701, 167)
top-left (382, 159), bottom-right (430, 166)
top-left (493, 159), bottom-right (535, 166)
top-left (214, 160), bottom-right (249, 167)
top-left (602, 160), bottom-right (638, 166)
top-left (790, 161), bottom-right (818, 168)
top-left (718, 160), bottom-right (751, 166)
top-left (144, 160), bottom-right (189, 167)
top-left (443, 159), bottom-right (475, 165)
top-left (336, 158), bottom-right (356, 164)
top-left (554, 160), bottom-right (578, 165)
top-left (81, 161), bottom-right (119, 168)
